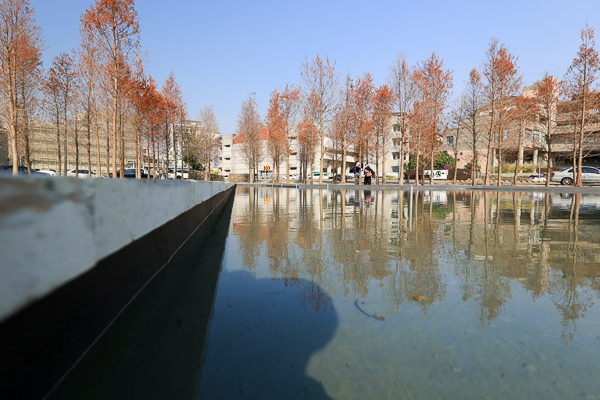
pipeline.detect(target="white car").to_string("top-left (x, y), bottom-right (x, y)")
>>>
top-left (36, 169), bottom-right (58, 177)
top-left (528, 174), bottom-right (546, 183)
top-left (168, 169), bottom-right (189, 179)
top-left (66, 169), bottom-right (99, 178)
top-left (550, 166), bottom-right (600, 185)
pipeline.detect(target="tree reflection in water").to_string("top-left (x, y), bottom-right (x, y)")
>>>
top-left (231, 186), bottom-right (600, 343)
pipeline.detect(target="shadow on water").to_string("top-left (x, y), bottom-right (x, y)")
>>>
top-left (48, 196), bottom-right (234, 400)
top-left (198, 270), bottom-right (337, 400)
top-left (47, 191), bottom-right (338, 400)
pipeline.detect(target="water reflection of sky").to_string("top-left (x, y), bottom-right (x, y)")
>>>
top-left (199, 187), bottom-right (600, 399)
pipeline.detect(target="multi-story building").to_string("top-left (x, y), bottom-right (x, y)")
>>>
top-left (441, 77), bottom-right (600, 171)
top-left (221, 115), bottom-right (409, 180)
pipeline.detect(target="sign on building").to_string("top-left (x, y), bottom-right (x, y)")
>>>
top-left (423, 170), bottom-right (448, 180)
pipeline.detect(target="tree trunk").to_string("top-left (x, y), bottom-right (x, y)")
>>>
top-left (382, 140), bottom-right (386, 185)
top-left (484, 107), bottom-right (495, 186)
top-left (55, 123), bottom-right (62, 175)
top-left (93, 88), bottom-right (101, 177)
top-left (64, 104), bottom-right (68, 175)
top-left (399, 137), bottom-right (405, 185)
top-left (429, 150), bottom-right (434, 186)
top-left (415, 151), bottom-right (420, 186)
top-left (106, 118), bottom-right (110, 177)
top-left (112, 76), bottom-right (118, 178)
top-left (319, 114), bottom-right (324, 184)
top-left (286, 142), bottom-right (290, 184)
top-left (342, 132), bottom-right (347, 184)
top-left (576, 111), bottom-right (585, 187)
top-left (75, 118), bottom-right (79, 177)
top-left (513, 125), bottom-right (524, 186)
top-left (87, 115), bottom-right (92, 177)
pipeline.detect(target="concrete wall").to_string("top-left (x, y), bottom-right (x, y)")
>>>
top-left (0, 176), bottom-right (235, 323)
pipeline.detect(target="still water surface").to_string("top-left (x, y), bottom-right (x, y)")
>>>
top-left (199, 187), bottom-right (600, 399)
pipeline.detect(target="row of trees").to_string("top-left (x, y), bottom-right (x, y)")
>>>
top-left (235, 24), bottom-right (599, 187)
top-left (235, 53), bottom-right (453, 186)
top-left (448, 25), bottom-right (600, 187)
top-left (0, 0), bottom-right (219, 179)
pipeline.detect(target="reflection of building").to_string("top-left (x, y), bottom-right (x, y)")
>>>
top-left (232, 186), bottom-right (600, 343)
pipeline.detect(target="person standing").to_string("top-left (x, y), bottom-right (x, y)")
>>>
top-left (353, 162), bottom-right (361, 185)
top-left (364, 163), bottom-right (374, 185)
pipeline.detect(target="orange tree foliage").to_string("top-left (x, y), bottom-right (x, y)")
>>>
top-left (462, 68), bottom-right (485, 185)
top-left (0, 0), bottom-right (43, 175)
top-left (492, 46), bottom-right (522, 185)
top-left (265, 89), bottom-right (286, 182)
top-left (278, 84), bottom-right (300, 183)
top-left (481, 39), bottom-right (522, 185)
top-left (297, 116), bottom-right (319, 184)
top-left (414, 53), bottom-right (453, 185)
top-left (351, 72), bottom-right (375, 165)
top-left (532, 73), bottom-right (559, 187)
top-left (82, 0), bottom-right (140, 178)
top-left (387, 53), bottom-right (418, 184)
top-left (371, 84), bottom-right (395, 184)
top-left (329, 74), bottom-right (354, 183)
top-left (236, 93), bottom-right (263, 183)
top-left (562, 23), bottom-right (600, 187)
top-left (301, 54), bottom-right (338, 183)
top-left (161, 71), bottom-right (184, 178)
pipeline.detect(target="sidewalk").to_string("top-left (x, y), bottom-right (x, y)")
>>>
top-left (238, 180), bottom-right (600, 194)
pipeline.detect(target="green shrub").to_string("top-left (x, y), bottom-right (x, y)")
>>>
top-left (521, 164), bottom-right (536, 173)
top-left (501, 164), bottom-right (515, 173)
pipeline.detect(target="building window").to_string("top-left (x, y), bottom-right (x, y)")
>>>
top-left (392, 152), bottom-right (400, 160)
top-left (225, 144), bottom-right (231, 148)
top-left (447, 136), bottom-right (454, 145)
top-left (225, 170), bottom-right (230, 172)
top-left (393, 124), bottom-right (401, 132)
top-left (460, 152), bottom-right (463, 156)
top-left (533, 130), bottom-right (540, 141)
top-left (225, 158), bottom-right (230, 161)
top-left (291, 152), bottom-right (297, 156)
top-left (290, 167), bottom-right (297, 170)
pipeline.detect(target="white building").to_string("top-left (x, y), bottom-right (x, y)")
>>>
top-left (220, 115), bottom-right (409, 180)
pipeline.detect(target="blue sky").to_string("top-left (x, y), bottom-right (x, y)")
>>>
top-left (35, 0), bottom-right (598, 136)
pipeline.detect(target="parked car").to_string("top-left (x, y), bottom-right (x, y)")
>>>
top-left (168, 169), bottom-right (188, 179)
top-left (0, 165), bottom-right (47, 176)
top-left (117, 168), bottom-right (148, 178)
top-left (36, 169), bottom-right (58, 177)
top-left (550, 166), bottom-right (600, 185)
top-left (110, 168), bottom-right (144, 178)
top-left (66, 169), bottom-right (99, 178)
top-left (528, 173), bottom-right (546, 183)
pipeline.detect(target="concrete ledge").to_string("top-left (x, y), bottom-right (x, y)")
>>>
top-left (0, 176), bottom-right (235, 399)
top-left (0, 177), bottom-right (235, 323)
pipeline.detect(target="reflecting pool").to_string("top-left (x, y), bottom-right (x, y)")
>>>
top-left (199, 187), bottom-right (600, 399)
